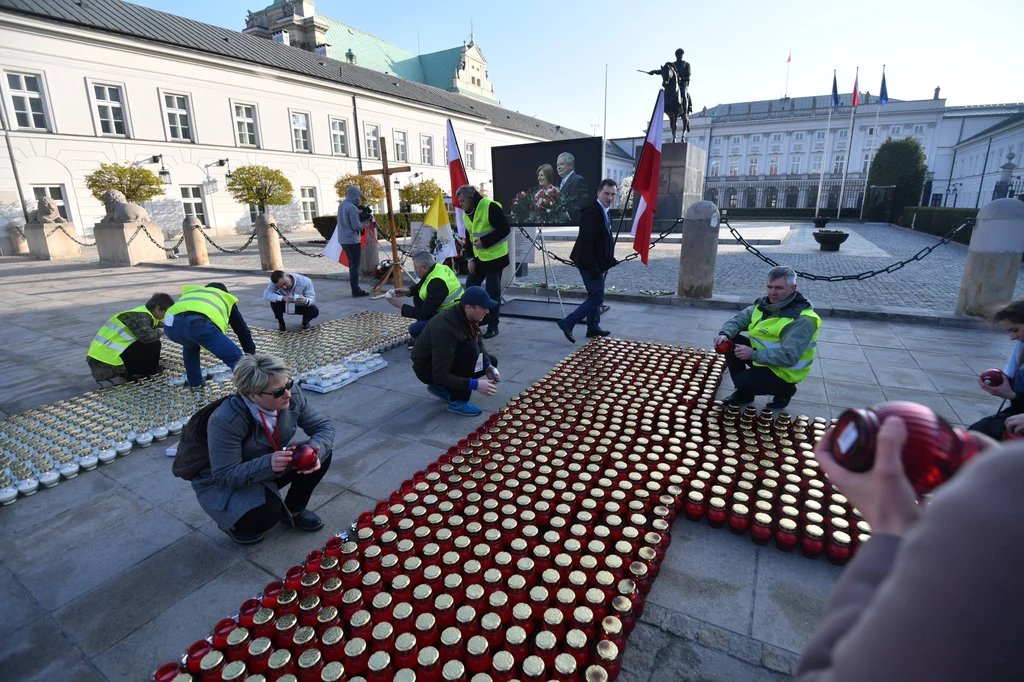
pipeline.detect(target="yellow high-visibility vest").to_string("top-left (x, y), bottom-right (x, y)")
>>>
top-left (86, 305), bottom-right (155, 366)
top-left (749, 307), bottom-right (821, 383)
top-left (464, 197), bottom-right (508, 262)
top-left (420, 263), bottom-right (464, 311)
top-left (166, 285), bottom-right (237, 332)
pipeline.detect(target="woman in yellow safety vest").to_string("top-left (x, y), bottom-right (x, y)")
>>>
top-left (86, 292), bottom-right (174, 383)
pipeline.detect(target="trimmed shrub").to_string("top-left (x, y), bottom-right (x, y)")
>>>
top-left (899, 207), bottom-right (978, 245)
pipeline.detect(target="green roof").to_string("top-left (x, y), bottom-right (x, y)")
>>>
top-left (319, 15), bottom-right (426, 83)
top-left (419, 46), bottom-right (463, 92)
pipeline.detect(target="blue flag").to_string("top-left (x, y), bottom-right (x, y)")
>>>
top-left (831, 72), bottom-right (839, 107)
top-left (879, 71), bottom-right (889, 105)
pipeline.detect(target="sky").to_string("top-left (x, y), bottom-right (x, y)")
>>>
top-left (132, 0), bottom-right (1023, 138)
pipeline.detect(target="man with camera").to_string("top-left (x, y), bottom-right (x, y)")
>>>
top-left (264, 270), bottom-right (319, 331)
top-left (336, 186), bottom-right (373, 298)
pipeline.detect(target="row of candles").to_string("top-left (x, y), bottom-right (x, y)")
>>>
top-left (154, 339), bottom-right (859, 682)
top-left (0, 313), bottom-right (412, 505)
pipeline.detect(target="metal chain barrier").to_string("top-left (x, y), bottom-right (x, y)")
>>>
top-left (45, 224), bottom-right (96, 247)
top-left (722, 217), bottom-right (974, 282)
top-left (137, 228), bottom-right (185, 255)
top-left (617, 218), bottom-right (684, 263)
top-left (195, 225), bottom-right (258, 254)
top-left (514, 225), bottom-right (576, 267)
top-left (271, 224), bottom-right (323, 258)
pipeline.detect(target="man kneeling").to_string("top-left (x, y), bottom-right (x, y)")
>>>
top-left (192, 353), bottom-right (335, 545)
top-left (411, 286), bottom-right (500, 417)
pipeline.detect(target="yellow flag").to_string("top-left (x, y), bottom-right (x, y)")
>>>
top-left (423, 189), bottom-right (456, 260)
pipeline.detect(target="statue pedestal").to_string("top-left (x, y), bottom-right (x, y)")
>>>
top-left (25, 222), bottom-right (83, 260)
top-left (94, 221), bottom-right (167, 266)
top-left (637, 142), bottom-right (706, 226)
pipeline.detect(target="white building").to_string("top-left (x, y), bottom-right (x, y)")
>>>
top-left (0, 0), bottom-right (585, 254)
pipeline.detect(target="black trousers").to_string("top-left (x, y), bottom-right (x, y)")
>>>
top-left (122, 340), bottom-right (162, 379)
top-left (969, 400), bottom-right (1024, 441)
top-left (270, 300), bottom-right (320, 325)
top-left (724, 334), bottom-right (797, 398)
top-left (413, 339), bottom-right (498, 403)
top-left (232, 451), bottom-right (333, 535)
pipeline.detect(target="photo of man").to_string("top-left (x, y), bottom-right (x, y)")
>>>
top-left (556, 152), bottom-right (588, 222)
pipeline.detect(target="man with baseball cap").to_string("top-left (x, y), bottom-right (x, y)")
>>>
top-left (410, 285), bottom-right (500, 417)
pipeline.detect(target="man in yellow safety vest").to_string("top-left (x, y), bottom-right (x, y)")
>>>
top-left (387, 250), bottom-right (464, 339)
top-left (163, 282), bottom-right (256, 387)
top-left (714, 266), bottom-right (821, 409)
top-left (86, 292), bottom-right (174, 383)
top-left (457, 184), bottom-right (510, 339)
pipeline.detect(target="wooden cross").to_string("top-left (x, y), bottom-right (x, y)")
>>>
top-left (361, 139), bottom-right (411, 290)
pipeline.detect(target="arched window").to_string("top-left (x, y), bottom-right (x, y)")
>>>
top-left (705, 188), bottom-right (719, 204)
top-left (745, 189), bottom-right (758, 208)
top-left (726, 188), bottom-right (738, 208)
top-left (785, 187), bottom-right (799, 208)
top-left (765, 187), bottom-right (779, 208)
top-left (805, 186), bottom-right (818, 209)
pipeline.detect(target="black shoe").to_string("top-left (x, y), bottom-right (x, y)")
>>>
top-left (482, 327), bottom-right (499, 339)
top-left (302, 322), bottom-right (310, 330)
top-left (723, 391), bottom-right (755, 406)
top-left (353, 290), bottom-right (370, 298)
top-left (284, 509), bottom-right (324, 532)
top-left (278, 321), bottom-right (286, 331)
top-left (600, 305), bottom-right (611, 314)
top-left (225, 527), bottom-right (265, 545)
top-left (586, 328), bottom-right (611, 338)
top-left (557, 319), bottom-right (576, 344)
top-left (766, 391), bottom-right (795, 409)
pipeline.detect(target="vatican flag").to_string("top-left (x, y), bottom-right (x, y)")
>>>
top-left (423, 189), bottom-right (457, 261)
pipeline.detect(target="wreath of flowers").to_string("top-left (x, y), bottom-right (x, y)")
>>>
top-left (373, 258), bottom-right (393, 279)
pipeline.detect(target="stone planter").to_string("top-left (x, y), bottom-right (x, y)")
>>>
top-left (812, 217), bottom-right (831, 229)
top-left (812, 230), bottom-right (849, 252)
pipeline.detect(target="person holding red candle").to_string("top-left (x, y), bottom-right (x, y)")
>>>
top-left (192, 353), bottom-right (335, 544)
top-left (795, 417), bottom-right (1024, 681)
top-left (969, 299), bottom-right (1024, 440)
top-left (714, 266), bottom-right (820, 409)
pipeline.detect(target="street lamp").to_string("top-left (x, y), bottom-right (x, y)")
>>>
top-left (150, 154), bottom-right (172, 184)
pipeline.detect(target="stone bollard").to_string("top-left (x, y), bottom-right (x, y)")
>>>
top-left (9, 224), bottom-right (29, 254)
top-left (677, 201), bottom-right (722, 298)
top-left (181, 216), bottom-right (208, 266)
top-left (956, 198), bottom-right (1024, 317)
top-left (255, 213), bottom-right (283, 271)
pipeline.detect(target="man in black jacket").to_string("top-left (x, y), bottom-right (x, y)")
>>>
top-left (410, 286), bottom-right (500, 417)
top-left (557, 179), bottom-right (618, 343)
top-left (387, 250), bottom-right (464, 339)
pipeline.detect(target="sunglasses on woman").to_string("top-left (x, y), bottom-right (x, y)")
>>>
top-left (260, 379), bottom-right (294, 398)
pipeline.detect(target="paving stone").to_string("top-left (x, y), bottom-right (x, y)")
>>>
top-left (879, 387), bottom-right (959, 424)
top-left (824, 380), bottom-right (887, 410)
top-left (621, 622), bottom-right (670, 676)
top-left (910, 351), bottom-right (974, 375)
top-left (699, 623), bottom-right (731, 652)
top-left (0, 563), bottom-right (44, 640)
top-left (639, 602), bottom-right (672, 629)
top-left (762, 643), bottom-right (800, 675)
top-left (814, 341), bottom-right (867, 362)
top-left (927, 370), bottom-right (989, 398)
top-left (860, 346), bottom-right (916, 367)
top-left (870, 364), bottom-right (938, 392)
top-left (729, 632), bottom-right (766, 666)
top-left (815, 358), bottom-right (878, 386)
top-left (652, 638), bottom-right (789, 682)
top-left (0, 616), bottom-right (102, 682)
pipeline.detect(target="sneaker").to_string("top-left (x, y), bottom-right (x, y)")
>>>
top-left (427, 384), bottom-right (451, 402)
top-left (224, 527), bottom-right (265, 545)
top-left (353, 290), bottom-right (370, 298)
top-left (722, 391), bottom-right (755, 406)
top-left (448, 400), bottom-right (483, 417)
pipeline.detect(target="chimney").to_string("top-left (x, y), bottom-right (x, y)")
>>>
top-left (315, 43), bottom-right (332, 58)
top-left (272, 30), bottom-right (290, 46)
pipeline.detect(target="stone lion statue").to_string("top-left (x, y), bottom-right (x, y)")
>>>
top-left (99, 189), bottom-right (149, 224)
top-left (30, 196), bottom-right (67, 224)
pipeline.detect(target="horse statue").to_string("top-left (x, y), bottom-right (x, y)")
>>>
top-left (646, 49), bottom-right (693, 143)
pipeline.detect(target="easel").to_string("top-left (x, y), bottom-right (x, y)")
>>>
top-left (497, 224), bottom-right (567, 321)
top-left (362, 140), bottom-right (411, 292)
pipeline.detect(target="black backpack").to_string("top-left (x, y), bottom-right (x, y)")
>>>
top-left (171, 395), bottom-right (234, 480)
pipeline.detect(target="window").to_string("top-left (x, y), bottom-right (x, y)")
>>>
top-left (163, 93), bottom-right (192, 141)
top-left (815, 131), bottom-right (827, 140)
top-left (914, 124), bottom-right (925, 134)
top-left (364, 124), bottom-right (380, 159)
top-left (751, 135), bottom-right (761, 143)
top-left (731, 136), bottom-right (740, 144)
top-left (769, 157), bottom-right (779, 175)
top-left (32, 186), bottom-right (67, 220)
top-left (789, 157), bottom-right (801, 174)
top-left (712, 137), bottom-right (722, 145)
top-left (812, 155), bottom-right (823, 173)
top-left (394, 131), bottom-right (408, 162)
top-left (420, 134), bottom-right (433, 165)
top-left (833, 154), bottom-right (845, 174)
top-left (748, 158), bottom-right (759, 176)
top-left (234, 103), bottom-right (258, 146)
top-left (867, 126), bottom-right (874, 136)
top-left (249, 203), bottom-right (264, 224)
top-left (838, 130), bottom-right (848, 139)
top-left (710, 159), bottom-right (720, 176)
top-left (6, 73), bottom-right (48, 130)
top-left (795, 132), bottom-right (804, 141)
top-left (466, 142), bottom-right (476, 170)
top-left (728, 160), bottom-right (738, 176)
top-left (180, 186), bottom-right (205, 225)
top-left (862, 153), bottom-right (871, 173)
top-left (890, 125), bottom-right (901, 136)
top-left (93, 84), bottom-right (127, 136)
top-left (300, 187), bottom-right (318, 222)
top-left (291, 112), bottom-right (311, 152)
top-left (772, 134), bottom-right (782, 142)
top-left (331, 119), bottom-right (348, 155)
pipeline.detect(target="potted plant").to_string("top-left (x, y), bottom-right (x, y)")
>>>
top-left (812, 228), bottom-right (849, 251)
top-left (812, 216), bottom-right (831, 229)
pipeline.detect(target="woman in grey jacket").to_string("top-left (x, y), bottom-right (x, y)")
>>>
top-left (191, 354), bottom-right (335, 544)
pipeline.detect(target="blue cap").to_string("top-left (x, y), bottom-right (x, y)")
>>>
top-left (462, 285), bottom-right (497, 309)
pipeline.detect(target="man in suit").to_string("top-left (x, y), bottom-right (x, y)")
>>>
top-left (556, 152), bottom-right (588, 223)
top-left (557, 179), bottom-right (618, 343)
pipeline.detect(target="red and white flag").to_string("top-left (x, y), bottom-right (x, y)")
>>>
top-left (786, 49), bottom-right (791, 64)
top-left (323, 215), bottom-right (370, 267)
top-left (630, 91), bottom-right (664, 265)
top-left (447, 120), bottom-right (470, 238)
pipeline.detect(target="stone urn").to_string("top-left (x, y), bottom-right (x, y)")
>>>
top-left (812, 229), bottom-right (849, 252)
top-left (812, 217), bottom-right (831, 229)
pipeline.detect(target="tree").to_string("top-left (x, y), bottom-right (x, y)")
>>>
top-left (226, 165), bottom-right (294, 210)
top-left (399, 179), bottom-right (442, 211)
top-left (866, 137), bottom-right (927, 221)
top-left (335, 174), bottom-right (385, 207)
top-left (85, 163), bottom-right (165, 204)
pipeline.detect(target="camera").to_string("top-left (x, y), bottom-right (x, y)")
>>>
top-left (357, 204), bottom-right (373, 223)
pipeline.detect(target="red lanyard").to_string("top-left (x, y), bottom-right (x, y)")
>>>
top-left (258, 411), bottom-right (280, 451)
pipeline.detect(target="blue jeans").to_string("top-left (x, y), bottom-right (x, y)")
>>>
top-left (408, 319), bottom-right (428, 338)
top-left (164, 314), bottom-right (244, 387)
top-left (564, 269), bottom-right (605, 330)
top-left (341, 243), bottom-right (362, 294)
top-left (465, 267), bottom-right (502, 329)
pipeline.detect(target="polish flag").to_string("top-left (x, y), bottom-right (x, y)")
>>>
top-left (447, 120), bottom-right (470, 238)
top-left (852, 72), bottom-right (860, 108)
top-left (630, 91), bottom-right (664, 265)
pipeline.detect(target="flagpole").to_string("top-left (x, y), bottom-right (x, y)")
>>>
top-left (814, 71), bottom-right (836, 220)
top-left (784, 49), bottom-right (791, 98)
top-left (860, 65), bottom-right (885, 220)
top-left (602, 63), bottom-right (608, 178)
top-left (613, 92), bottom-right (663, 247)
top-left (836, 67), bottom-right (859, 220)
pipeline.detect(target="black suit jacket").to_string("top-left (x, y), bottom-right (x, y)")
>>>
top-left (559, 172), bottom-right (588, 222)
top-left (570, 201), bottom-right (615, 276)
